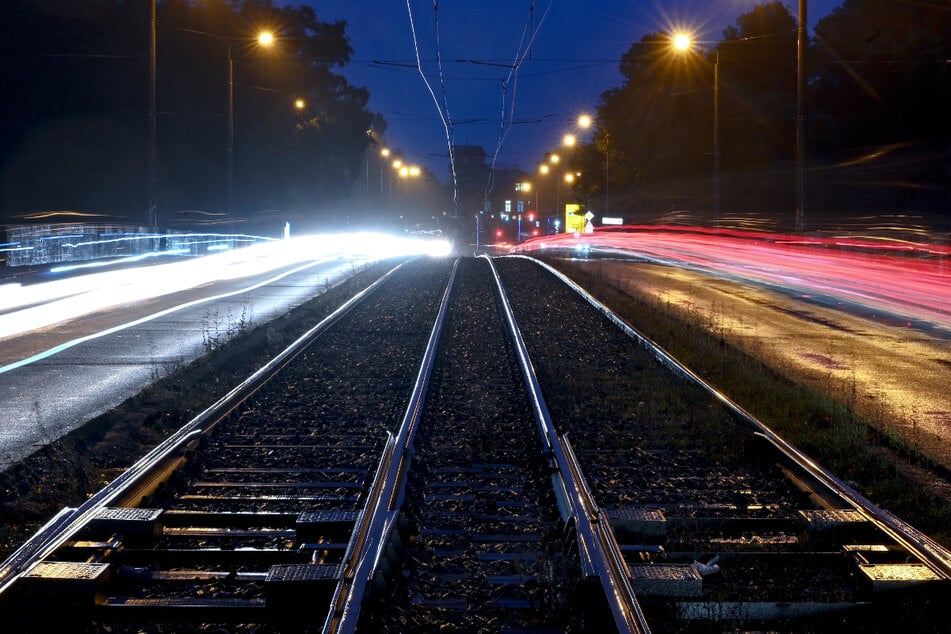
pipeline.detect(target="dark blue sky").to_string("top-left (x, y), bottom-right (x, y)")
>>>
top-left (286, 1), bottom-right (840, 180)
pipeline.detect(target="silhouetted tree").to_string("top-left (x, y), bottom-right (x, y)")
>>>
top-left (588, 31), bottom-right (710, 195)
top-left (812, 0), bottom-right (951, 154)
top-left (0, 0), bottom-right (382, 230)
top-left (719, 1), bottom-right (799, 168)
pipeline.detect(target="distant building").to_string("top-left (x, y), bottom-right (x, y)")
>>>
top-left (451, 145), bottom-right (491, 216)
top-left (450, 145), bottom-right (539, 247)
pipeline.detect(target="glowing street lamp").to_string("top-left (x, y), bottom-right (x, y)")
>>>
top-left (672, 32), bottom-right (691, 52)
top-left (294, 98), bottom-right (305, 110)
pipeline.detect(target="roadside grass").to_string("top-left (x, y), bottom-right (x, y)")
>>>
top-left (545, 257), bottom-right (951, 549)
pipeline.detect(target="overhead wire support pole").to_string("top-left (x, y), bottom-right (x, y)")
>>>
top-left (148, 0), bottom-right (157, 228)
top-left (228, 42), bottom-right (236, 229)
top-left (713, 49), bottom-right (720, 227)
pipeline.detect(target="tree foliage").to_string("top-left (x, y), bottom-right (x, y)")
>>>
top-left (0, 0), bottom-right (382, 228)
top-left (811, 0), bottom-right (951, 153)
top-left (574, 0), bottom-right (950, 217)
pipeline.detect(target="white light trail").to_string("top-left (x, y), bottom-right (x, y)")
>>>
top-left (0, 232), bottom-right (450, 344)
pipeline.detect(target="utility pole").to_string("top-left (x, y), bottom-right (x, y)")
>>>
top-left (795, 0), bottom-right (807, 233)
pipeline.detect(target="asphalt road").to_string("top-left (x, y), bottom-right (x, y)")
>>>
top-left (3, 252), bottom-right (947, 481)
top-left (581, 259), bottom-right (951, 471)
top-left (0, 257), bottom-right (370, 471)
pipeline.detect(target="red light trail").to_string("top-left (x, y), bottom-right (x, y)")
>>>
top-left (512, 226), bottom-right (951, 331)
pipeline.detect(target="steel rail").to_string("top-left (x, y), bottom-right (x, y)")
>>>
top-left (519, 254), bottom-right (951, 580)
top-left (323, 258), bottom-right (459, 634)
top-left (0, 259), bottom-right (410, 595)
top-left (484, 254), bottom-right (652, 634)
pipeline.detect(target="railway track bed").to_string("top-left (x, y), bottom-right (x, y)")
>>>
top-left (0, 255), bottom-right (947, 633)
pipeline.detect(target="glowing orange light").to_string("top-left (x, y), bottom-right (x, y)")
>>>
top-left (672, 32), bottom-right (692, 51)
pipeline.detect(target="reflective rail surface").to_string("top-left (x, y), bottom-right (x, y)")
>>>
top-left (0, 255), bottom-right (947, 633)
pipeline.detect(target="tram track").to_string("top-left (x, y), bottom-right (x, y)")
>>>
top-left (0, 255), bottom-right (947, 633)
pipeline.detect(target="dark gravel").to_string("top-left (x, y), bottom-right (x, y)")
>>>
top-left (2, 255), bottom-right (946, 633)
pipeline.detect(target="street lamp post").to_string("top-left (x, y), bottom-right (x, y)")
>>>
top-left (227, 31), bottom-right (274, 228)
top-left (549, 153), bottom-right (562, 215)
top-left (380, 148), bottom-right (390, 206)
top-left (227, 42), bottom-right (236, 224)
top-left (673, 34), bottom-right (720, 226)
top-left (576, 113), bottom-right (611, 216)
top-left (713, 48), bottom-right (720, 226)
top-left (676, 0), bottom-right (808, 233)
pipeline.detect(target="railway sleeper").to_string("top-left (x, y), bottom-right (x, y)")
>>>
top-left (607, 505), bottom-right (890, 549)
top-left (4, 558), bottom-right (343, 627)
top-left (74, 507), bottom-right (358, 544)
top-left (6, 507), bottom-right (360, 601)
top-left (630, 560), bottom-right (947, 631)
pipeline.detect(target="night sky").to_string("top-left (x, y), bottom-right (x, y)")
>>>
top-left (283, 1), bottom-right (841, 178)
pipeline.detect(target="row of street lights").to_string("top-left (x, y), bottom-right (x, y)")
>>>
top-left (373, 147), bottom-right (422, 211)
top-left (546, 6), bottom-right (809, 233)
top-left (535, 153), bottom-right (581, 219)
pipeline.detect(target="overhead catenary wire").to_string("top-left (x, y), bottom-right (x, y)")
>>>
top-left (431, 1), bottom-right (458, 207)
top-left (485, 0), bottom-right (555, 201)
top-left (405, 0), bottom-right (459, 209)
top-left (403, 1), bottom-right (556, 215)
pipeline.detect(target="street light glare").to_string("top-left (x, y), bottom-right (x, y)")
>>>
top-left (563, 134), bottom-right (576, 147)
top-left (672, 32), bottom-right (692, 51)
top-left (577, 114), bottom-right (592, 129)
top-left (294, 98), bottom-right (305, 110)
top-left (258, 31), bottom-right (275, 46)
